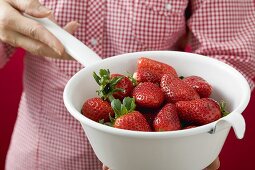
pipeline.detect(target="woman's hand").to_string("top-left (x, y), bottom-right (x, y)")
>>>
top-left (102, 157), bottom-right (220, 170)
top-left (0, 0), bottom-right (79, 59)
top-left (205, 157), bottom-right (220, 170)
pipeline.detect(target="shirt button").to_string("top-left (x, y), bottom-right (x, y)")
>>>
top-left (165, 3), bottom-right (171, 11)
top-left (91, 38), bottom-right (98, 46)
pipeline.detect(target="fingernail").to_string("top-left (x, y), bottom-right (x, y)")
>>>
top-left (53, 47), bottom-right (63, 56)
top-left (75, 21), bottom-right (81, 26)
top-left (67, 21), bottom-right (80, 34)
top-left (38, 5), bottom-right (52, 14)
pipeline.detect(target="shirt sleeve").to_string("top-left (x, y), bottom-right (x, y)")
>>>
top-left (0, 42), bottom-right (16, 69)
top-left (187, 0), bottom-right (255, 91)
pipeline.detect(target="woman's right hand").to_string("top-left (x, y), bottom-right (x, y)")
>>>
top-left (0, 0), bottom-right (79, 59)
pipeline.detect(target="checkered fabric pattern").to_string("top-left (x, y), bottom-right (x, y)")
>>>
top-left (1, 0), bottom-right (254, 169)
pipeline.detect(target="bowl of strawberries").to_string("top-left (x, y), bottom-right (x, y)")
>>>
top-left (63, 51), bottom-right (250, 170)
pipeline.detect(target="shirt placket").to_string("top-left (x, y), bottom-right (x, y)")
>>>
top-left (85, 0), bottom-right (106, 58)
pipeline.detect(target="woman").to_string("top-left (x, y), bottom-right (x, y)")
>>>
top-left (0, 0), bottom-right (254, 169)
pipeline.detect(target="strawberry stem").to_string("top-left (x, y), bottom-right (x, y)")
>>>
top-left (127, 72), bottom-right (137, 86)
top-left (93, 69), bottom-right (124, 100)
top-left (99, 119), bottom-right (105, 124)
top-left (111, 97), bottom-right (136, 119)
top-left (99, 116), bottom-right (113, 127)
top-left (123, 97), bottom-right (136, 112)
top-left (108, 95), bottom-right (115, 103)
top-left (109, 114), bottom-right (115, 125)
top-left (220, 101), bottom-right (230, 117)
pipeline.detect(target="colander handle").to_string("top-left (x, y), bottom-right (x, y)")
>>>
top-left (25, 15), bottom-right (102, 66)
top-left (210, 113), bottom-right (245, 139)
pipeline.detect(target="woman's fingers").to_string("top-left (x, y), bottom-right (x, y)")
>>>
top-left (0, 29), bottom-right (68, 59)
top-left (0, 1), bottom-right (63, 55)
top-left (0, 2), bottom-right (64, 55)
top-left (64, 21), bottom-right (80, 34)
top-left (6, 0), bottom-right (51, 18)
top-left (0, 0), bottom-right (80, 59)
top-left (8, 12), bottom-right (64, 55)
top-left (0, 18), bottom-right (79, 59)
top-left (102, 165), bottom-right (109, 170)
top-left (205, 157), bottom-right (220, 170)
top-left (45, 14), bottom-right (80, 59)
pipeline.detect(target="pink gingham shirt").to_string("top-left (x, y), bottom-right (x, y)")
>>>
top-left (2, 0), bottom-right (255, 169)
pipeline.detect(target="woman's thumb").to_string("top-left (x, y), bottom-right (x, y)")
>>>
top-left (13, 0), bottom-right (51, 18)
top-left (64, 21), bottom-right (80, 35)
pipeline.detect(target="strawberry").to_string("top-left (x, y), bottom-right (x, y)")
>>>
top-left (136, 57), bottom-right (178, 84)
top-left (160, 73), bottom-right (200, 103)
top-left (111, 74), bottom-right (134, 100)
top-left (114, 111), bottom-right (151, 131)
top-left (132, 82), bottom-right (164, 109)
top-left (81, 97), bottom-right (114, 122)
top-left (176, 98), bottom-right (222, 125)
top-left (153, 103), bottom-right (181, 131)
top-left (111, 97), bottom-right (151, 131)
top-left (183, 76), bottom-right (212, 98)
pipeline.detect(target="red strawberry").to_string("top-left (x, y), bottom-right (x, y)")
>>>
top-left (82, 97), bottom-right (114, 122)
top-left (114, 111), bottom-right (151, 131)
top-left (111, 74), bottom-right (134, 100)
top-left (160, 74), bottom-right (200, 103)
top-left (111, 97), bottom-right (151, 131)
top-left (153, 103), bottom-right (181, 131)
top-left (132, 82), bottom-right (164, 109)
top-left (136, 57), bottom-right (178, 84)
top-left (183, 76), bottom-right (212, 98)
top-left (176, 98), bottom-right (222, 125)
